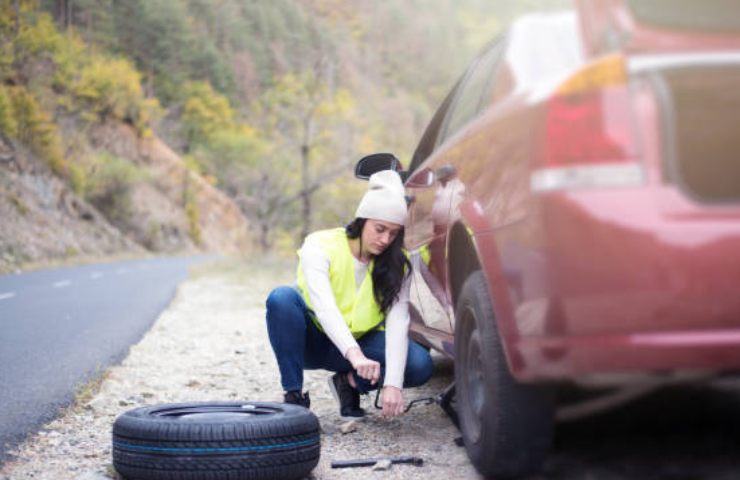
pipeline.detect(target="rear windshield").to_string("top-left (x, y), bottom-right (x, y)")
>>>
top-left (627, 0), bottom-right (740, 33)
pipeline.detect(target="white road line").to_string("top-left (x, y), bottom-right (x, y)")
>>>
top-left (53, 280), bottom-right (72, 288)
top-left (90, 272), bottom-right (103, 280)
top-left (0, 292), bottom-right (16, 301)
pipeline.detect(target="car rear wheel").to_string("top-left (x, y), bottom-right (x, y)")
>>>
top-left (455, 271), bottom-right (553, 478)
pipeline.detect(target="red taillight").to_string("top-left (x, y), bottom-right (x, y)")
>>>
top-left (532, 55), bottom-right (645, 192)
top-left (544, 86), bottom-right (638, 166)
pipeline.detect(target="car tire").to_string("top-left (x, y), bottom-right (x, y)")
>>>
top-left (455, 271), bottom-right (553, 479)
top-left (112, 401), bottom-right (320, 480)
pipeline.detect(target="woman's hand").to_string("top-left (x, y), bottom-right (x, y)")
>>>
top-left (345, 347), bottom-right (380, 385)
top-left (381, 386), bottom-right (404, 417)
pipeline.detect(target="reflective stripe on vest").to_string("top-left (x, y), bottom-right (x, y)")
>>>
top-left (296, 228), bottom-right (384, 339)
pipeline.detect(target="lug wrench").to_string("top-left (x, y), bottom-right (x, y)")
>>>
top-left (331, 455), bottom-right (423, 468)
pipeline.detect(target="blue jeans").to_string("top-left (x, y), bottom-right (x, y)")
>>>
top-left (265, 286), bottom-right (434, 393)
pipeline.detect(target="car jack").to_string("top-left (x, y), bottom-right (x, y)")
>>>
top-left (374, 382), bottom-right (459, 429)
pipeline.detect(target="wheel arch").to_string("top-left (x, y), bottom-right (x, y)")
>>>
top-left (447, 210), bottom-right (523, 377)
top-left (448, 221), bottom-right (482, 311)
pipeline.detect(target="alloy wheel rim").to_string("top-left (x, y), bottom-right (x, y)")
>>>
top-left (463, 308), bottom-right (484, 443)
top-left (151, 403), bottom-right (283, 421)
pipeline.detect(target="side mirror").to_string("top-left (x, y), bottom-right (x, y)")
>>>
top-left (355, 153), bottom-right (404, 180)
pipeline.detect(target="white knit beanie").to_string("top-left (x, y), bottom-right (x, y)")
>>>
top-left (355, 170), bottom-right (407, 226)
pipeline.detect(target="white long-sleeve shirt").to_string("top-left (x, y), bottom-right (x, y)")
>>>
top-left (299, 241), bottom-right (410, 389)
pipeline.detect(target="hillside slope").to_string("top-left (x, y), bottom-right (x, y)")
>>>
top-left (0, 122), bottom-right (251, 274)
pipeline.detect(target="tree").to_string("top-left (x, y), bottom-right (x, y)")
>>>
top-left (179, 81), bottom-right (235, 150)
top-left (110, 0), bottom-right (196, 99)
top-left (51, 0), bottom-right (70, 30)
top-left (257, 63), bottom-right (356, 241)
top-left (189, 126), bottom-right (286, 252)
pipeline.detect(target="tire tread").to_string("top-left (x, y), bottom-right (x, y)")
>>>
top-left (455, 271), bottom-right (553, 479)
top-left (112, 401), bottom-right (319, 480)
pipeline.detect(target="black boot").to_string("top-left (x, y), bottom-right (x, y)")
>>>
top-left (283, 390), bottom-right (310, 409)
top-left (328, 373), bottom-right (365, 419)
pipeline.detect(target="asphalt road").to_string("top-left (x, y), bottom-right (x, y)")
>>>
top-left (0, 255), bottom-right (209, 464)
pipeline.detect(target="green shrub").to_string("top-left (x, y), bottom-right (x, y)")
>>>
top-left (134, 97), bottom-right (162, 137)
top-left (83, 153), bottom-right (147, 226)
top-left (72, 56), bottom-right (160, 125)
top-left (182, 154), bottom-right (202, 175)
top-left (0, 85), bottom-right (17, 136)
top-left (15, 11), bottom-right (61, 56)
top-left (186, 198), bottom-right (202, 246)
top-left (67, 162), bottom-right (86, 196)
top-left (183, 175), bottom-right (202, 246)
top-left (7, 192), bottom-right (29, 216)
top-left (143, 221), bottom-right (163, 250)
top-left (0, 3), bottom-right (16, 80)
top-left (51, 29), bottom-right (88, 92)
top-left (51, 31), bottom-right (161, 135)
top-left (8, 86), bottom-right (66, 175)
top-left (189, 126), bottom-right (266, 194)
top-left (180, 81), bottom-right (235, 147)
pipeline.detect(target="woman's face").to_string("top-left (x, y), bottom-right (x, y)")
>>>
top-left (362, 219), bottom-right (402, 256)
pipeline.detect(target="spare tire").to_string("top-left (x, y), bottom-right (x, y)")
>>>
top-left (112, 401), bottom-right (320, 480)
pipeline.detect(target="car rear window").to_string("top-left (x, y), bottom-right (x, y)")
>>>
top-left (627, 0), bottom-right (740, 33)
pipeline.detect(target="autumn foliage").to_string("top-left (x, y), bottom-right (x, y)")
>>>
top-left (1, 0), bottom-right (567, 251)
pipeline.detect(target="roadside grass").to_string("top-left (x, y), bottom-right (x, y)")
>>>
top-left (72, 365), bottom-right (112, 407)
top-left (7, 191), bottom-right (29, 215)
top-left (2, 251), bottom-right (157, 275)
top-left (188, 253), bottom-right (295, 285)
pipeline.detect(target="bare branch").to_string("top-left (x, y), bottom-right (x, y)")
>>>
top-left (276, 157), bottom-right (355, 209)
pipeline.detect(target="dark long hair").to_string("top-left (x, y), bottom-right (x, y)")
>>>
top-left (346, 218), bottom-right (412, 314)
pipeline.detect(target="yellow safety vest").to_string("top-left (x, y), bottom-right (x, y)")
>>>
top-left (296, 228), bottom-right (384, 339)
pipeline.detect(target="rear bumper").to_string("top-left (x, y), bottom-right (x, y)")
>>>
top-left (517, 329), bottom-right (740, 382)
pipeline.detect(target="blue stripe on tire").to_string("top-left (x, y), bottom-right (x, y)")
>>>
top-left (114, 436), bottom-right (319, 454)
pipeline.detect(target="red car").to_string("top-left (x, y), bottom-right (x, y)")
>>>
top-left (357, 1), bottom-right (740, 477)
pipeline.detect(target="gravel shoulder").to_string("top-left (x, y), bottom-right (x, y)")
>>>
top-left (0, 257), bottom-right (477, 480)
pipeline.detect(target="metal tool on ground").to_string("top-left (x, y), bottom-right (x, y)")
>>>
top-left (331, 456), bottom-right (424, 469)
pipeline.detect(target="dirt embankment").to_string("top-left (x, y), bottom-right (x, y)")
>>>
top-left (0, 121), bottom-right (252, 274)
top-left (0, 139), bottom-right (140, 273)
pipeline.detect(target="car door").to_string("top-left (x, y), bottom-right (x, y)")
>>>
top-left (405, 40), bottom-right (505, 334)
